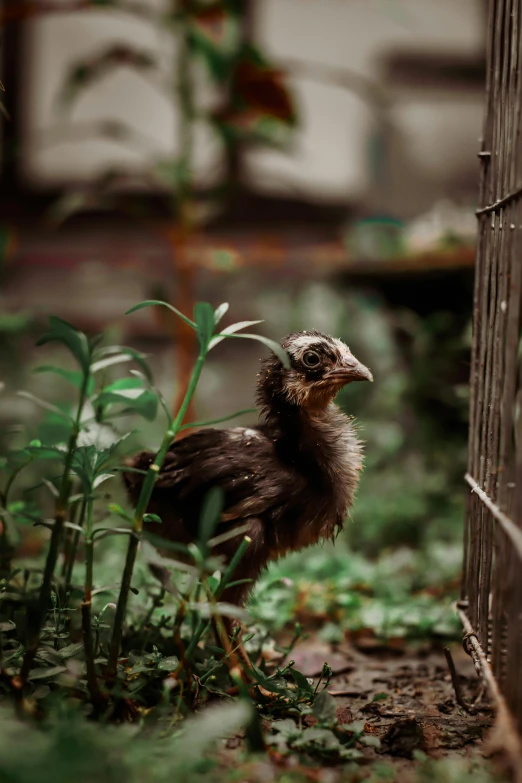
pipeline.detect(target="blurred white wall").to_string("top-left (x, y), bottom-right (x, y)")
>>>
top-left (23, 0), bottom-right (484, 210)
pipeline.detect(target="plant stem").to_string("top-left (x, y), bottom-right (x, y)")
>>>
top-left (185, 530), bottom-right (251, 661)
top-left (214, 536), bottom-right (251, 600)
top-left (106, 353), bottom-right (206, 681)
top-left (105, 532), bottom-right (140, 681)
top-left (0, 514), bottom-right (13, 578)
top-left (19, 370), bottom-right (90, 685)
top-left (60, 495), bottom-right (79, 580)
top-left (63, 498), bottom-right (87, 590)
top-left (1, 458), bottom-right (37, 577)
top-left (81, 497), bottom-right (103, 705)
top-left (203, 580), bottom-right (241, 676)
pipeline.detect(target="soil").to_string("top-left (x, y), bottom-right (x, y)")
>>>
top-left (224, 637), bottom-right (498, 781)
top-left (326, 640), bottom-right (491, 762)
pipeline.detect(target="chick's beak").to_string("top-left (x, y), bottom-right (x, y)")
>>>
top-left (326, 353), bottom-right (373, 384)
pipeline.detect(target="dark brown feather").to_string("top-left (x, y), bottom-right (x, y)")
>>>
top-left (123, 331), bottom-right (372, 606)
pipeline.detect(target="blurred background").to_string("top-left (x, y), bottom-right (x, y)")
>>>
top-left (0, 0), bottom-right (484, 606)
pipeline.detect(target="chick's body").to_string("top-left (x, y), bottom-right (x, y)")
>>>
top-left (124, 331), bottom-right (372, 606)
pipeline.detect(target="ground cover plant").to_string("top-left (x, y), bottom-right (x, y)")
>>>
top-left (0, 301), bottom-right (495, 782)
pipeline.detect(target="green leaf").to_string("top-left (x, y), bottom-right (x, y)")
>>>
top-left (96, 378), bottom-right (158, 421)
top-left (25, 445), bottom-right (67, 462)
top-left (33, 365), bottom-right (94, 395)
top-left (92, 527), bottom-right (137, 541)
top-left (207, 523), bottom-right (249, 548)
top-left (312, 690), bottom-right (338, 723)
top-left (142, 531), bottom-right (192, 558)
top-left (17, 391), bottom-right (75, 424)
top-left (126, 300), bottom-right (196, 330)
top-left (101, 377), bottom-right (145, 394)
top-left (213, 302), bottom-right (229, 325)
top-left (108, 503), bottom-right (133, 521)
top-left (92, 345), bottom-right (153, 382)
top-left (199, 486), bottom-right (224, 547)
top-left (42, 478), bottom-right (59, 497)
top-left (193, 302), bottom-right (216, 351)
top-left (93, 473), bottom-right (114, 489)
top-left (249, 663), bottom-right (288, 693)
top-left (180, 407), bottom-right (256, 431)
top-left (59, 642), bottom-right (84, 659)
top-left (36, 316), bottom-right (91, 373)
top-left (156, 656), bottom-right (180, 671)
top-left (220, 333), bottom-right (290, 368)
top-left (90, 355), bottom-right (133, 374)
top-left (372, 691), bottom-right (388, 702)
top-left (208, 320), bottom-right (264, 349)
top-left (288, 665), bottom-right (314, 695)
top-left (143, 513), bottom-right (162, 524)
top-left (38, 414), bottom-right (73, 447)
top-left (28, 665), bottom-right (67, 681)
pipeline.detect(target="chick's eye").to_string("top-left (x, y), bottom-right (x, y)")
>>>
top-left (302, 350), bottom-right (321, 368)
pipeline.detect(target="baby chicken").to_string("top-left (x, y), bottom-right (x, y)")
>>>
top-left (124, 330), bottom-right (372, 606)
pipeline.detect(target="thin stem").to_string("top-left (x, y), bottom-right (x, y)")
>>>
top-left (214, 536), bottom-right (251, 600)
top-left (106, 352), bottom-right (207, 680)
top-left (1, 459), bottom-right (36, 575)
top-left (19, 369), bottom-right (91, 685)
top-left (185, 619), bottom-right (210, 661)
top-left (60, 497), bottom-right (80, 580)
top-left (3, 460), bottom-right (32, 507)
top-left (82, 497), bottom-right (103, 706)
top-left (186, 534), bottom-right (251, 660)
top-left (198, 635), bottom-right (250, 686)
top-left (0, 516), bottom-right (12, 577)
top-left (63, 498), bottom-right (87, 590)
top-left (203, 580), bottom-right (241, 676)
top-left (171, 354), bottom-right (205, 434)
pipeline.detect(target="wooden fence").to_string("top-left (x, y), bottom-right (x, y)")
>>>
top-left (462, 0), bottom-right (522, 773)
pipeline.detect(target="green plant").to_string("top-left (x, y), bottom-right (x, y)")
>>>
top-left (0, 298), bottom-right (468, 783)
top-left (2, 300), bottom-right (381, 772)
top-left (0, 301), bottom-right (290, 702)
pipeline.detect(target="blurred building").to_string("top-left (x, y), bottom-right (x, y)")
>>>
top-left (6, 0), bottom-right (485, 214)
top-left (0, 0), bottom-right (485, 376)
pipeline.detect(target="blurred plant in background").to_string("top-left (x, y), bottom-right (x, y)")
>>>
top-left (39, 0), bottom-right (298, 223)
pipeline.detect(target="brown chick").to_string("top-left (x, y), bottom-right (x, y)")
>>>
top-left (123, 330), bottom-right (373, 607)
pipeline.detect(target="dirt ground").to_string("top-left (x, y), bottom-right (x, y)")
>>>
top-left (221, 637), bottom-right (498, 781)
top-left (298, 638), bottom-right (491, 765)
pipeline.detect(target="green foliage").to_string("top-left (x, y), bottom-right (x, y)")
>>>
top-left (0, 700), bottom-right (252, 783)
top-left (36, 316), bottom-right (92, 374)
top-left (251, 542), bottom-right (461, 643)
top-left (0, 301), bottom-right (364, 772)
top-left (0, 298), bottom-right (467, 782)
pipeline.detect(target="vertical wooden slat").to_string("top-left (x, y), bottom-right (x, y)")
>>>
top-left (464, 0), bottom-right (522, 746)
